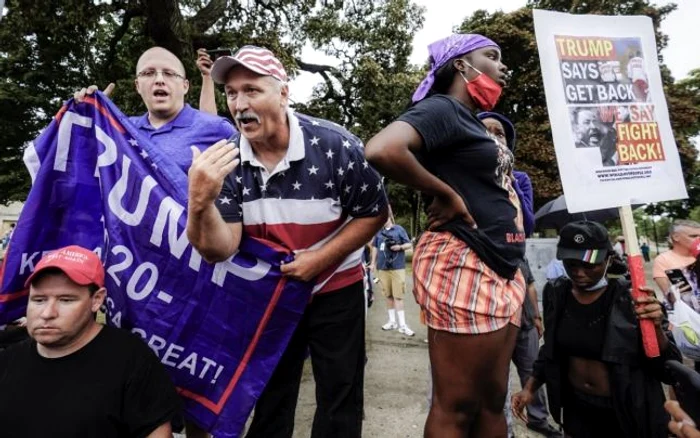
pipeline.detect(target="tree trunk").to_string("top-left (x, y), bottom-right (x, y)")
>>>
top-left (142, 0), bottom-right (190, 59)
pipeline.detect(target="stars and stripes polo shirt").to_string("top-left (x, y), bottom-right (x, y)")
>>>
top-left (216, 109), bottom-right (388, 294)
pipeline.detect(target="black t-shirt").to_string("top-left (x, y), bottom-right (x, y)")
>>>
top-left (556, 285), bottom-right (614, 360)
top-left (398, 95), bottom-right (526, 279)
top-left (0, 325), bottom-right (181, 438)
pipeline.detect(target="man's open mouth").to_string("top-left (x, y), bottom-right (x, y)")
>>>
top-left (236, 115), bottom-right (260, 127)
top-left (153, 89), bottom-right (169, 98)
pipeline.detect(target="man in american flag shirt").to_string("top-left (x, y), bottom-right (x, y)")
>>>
top-left (186, 46), bottom-right (388, 438)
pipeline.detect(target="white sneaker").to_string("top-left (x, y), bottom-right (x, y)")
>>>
top-left (398, 325), bottom-right (415, 337)
top-left (382, 321), bottom-right (398, 331)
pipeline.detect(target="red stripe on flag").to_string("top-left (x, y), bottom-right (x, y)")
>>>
top-left (176, 387), bottom-right (218, 413)
top-left (56, 98), bottom-right (125, 133)
top-left (82, 97), bottom-right (126, 133)
top-left (177, 276), bottom-right (293, 414)
top-left (212, 277), bottom-right (290, 412)
top-left (54, 105), bottom-right (68, 123)
top-left (0, 289), bottom-right (29, 303)
top-left (0, 243), bottom-right (30, 303)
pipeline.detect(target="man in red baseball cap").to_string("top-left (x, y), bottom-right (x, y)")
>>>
top-left (0, 245), bottom-right (181, 438)
top-left (22, 245), bottom-right (106, 355)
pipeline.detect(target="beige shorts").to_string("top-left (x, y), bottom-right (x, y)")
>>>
top-left (377, 269), bottom-right (406, 299)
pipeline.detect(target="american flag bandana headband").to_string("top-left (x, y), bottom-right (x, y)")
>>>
top-left (211, 45), bottom-right (288, 84)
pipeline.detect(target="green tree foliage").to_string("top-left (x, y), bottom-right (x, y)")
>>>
top-left (652, 67), bottom-right (700, 218)
top-left (3, 0), bottom-right (697, 232)
top-left (457, 0), bottom-right (700, 213)
top-left (0, 1), bottom-right (113, 204)
top-left (293, 0), bottom-right (426, 232)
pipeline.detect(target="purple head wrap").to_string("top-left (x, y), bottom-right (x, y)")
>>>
top-left (412, 34), bottom-right (500, 103)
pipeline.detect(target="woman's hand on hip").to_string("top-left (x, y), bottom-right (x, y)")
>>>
top-left (427, 191), bottom-right (476, 230)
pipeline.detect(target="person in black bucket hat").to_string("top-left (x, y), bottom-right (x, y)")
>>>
top-left (512, 221), bottom-right (681, 438)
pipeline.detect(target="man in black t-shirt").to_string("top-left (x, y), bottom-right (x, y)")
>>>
top-left (0, 245), bottom-right (180, 438)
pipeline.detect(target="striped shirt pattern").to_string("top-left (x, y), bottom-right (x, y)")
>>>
top-left (216, 111), bottom-right (387, 294)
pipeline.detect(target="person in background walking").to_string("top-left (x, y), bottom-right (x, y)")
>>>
top-left (613, 236), bottom-right (625, 257)
top-left (641, 241), bottom-right (651, 263)
top-left (371, 214), bottom-right (414, 336)
top-left (2, 223), bottom-right (15, 249)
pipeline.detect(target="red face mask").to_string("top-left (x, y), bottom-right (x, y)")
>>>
top-left (458, 63), bottom-right (502, 111)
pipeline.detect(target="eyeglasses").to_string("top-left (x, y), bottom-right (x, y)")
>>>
top-left (136, 69), bottom-right (186, 80)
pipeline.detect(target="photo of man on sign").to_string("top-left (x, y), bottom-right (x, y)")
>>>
top-left (571, 106), bottom-right (610, 149)
top-left (568, 103), bottom-right (665, 167)
top-left (569, 106), bottom-right (618, 167)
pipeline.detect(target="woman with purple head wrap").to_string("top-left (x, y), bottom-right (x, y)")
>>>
top-left (366, 34), bottom-right (526, 437)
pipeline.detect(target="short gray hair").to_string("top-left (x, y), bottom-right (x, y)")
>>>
top-left (671, 219), bottom-right (700, 234)
top-left (668, 219), bottom-right (700, 249)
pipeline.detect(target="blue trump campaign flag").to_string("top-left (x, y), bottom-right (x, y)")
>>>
top-left (0, 93), bottom-right (313, 436)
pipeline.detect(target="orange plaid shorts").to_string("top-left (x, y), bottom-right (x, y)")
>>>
top-left (412, 231), bottom-right (525, 334)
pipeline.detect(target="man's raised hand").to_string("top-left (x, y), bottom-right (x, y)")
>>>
top-left (196, 48), bottom-right (213, 77)
top-left (73, 83), bottom-right (115, 103)
top-left (187, 140), bottom-right (240, 211)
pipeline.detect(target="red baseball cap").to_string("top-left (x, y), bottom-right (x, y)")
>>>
top-left (692, 238), bottom-right (700, 258)
top-left (211, 45), bottom-right (288, 84)
top-left (24, 245), bottom-right (105, 288)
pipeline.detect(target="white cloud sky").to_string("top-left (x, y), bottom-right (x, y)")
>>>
top-left (289, 0), bottom-right (699, 103)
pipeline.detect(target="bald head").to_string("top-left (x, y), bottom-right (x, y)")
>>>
top-left (136, 47), bottom-right (186, 77)
top-left (134, 46), bottom-right (189, 128)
